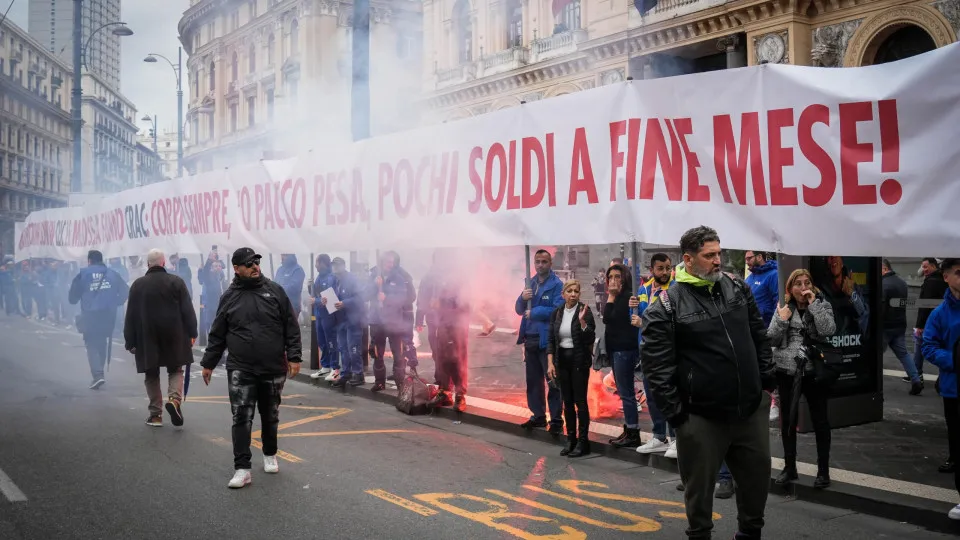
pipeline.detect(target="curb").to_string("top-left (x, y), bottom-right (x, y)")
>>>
top-left (291, 372), bottom-right (960, 535)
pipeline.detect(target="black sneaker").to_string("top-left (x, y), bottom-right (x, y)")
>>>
top-left (716, 478), bottom-right (735, 499)
top-left (901, 376), bottom-right (911, 383)
top-left (548, 424), bottom-right (564, 436)
top-left (331, 376), bottom-right (348, 388)
top-left (371, 382), bottom-right (386, 393)
top-left (348, 373), bottom-right (365, 386)
top-left (521, 418), bottom-right (547, 430)
top-left (165, 400), bottom-right (184, 427)
top-left (89, 378), bottom-right (105, 390)
top-left (910, 381), bottom-right (924, 395)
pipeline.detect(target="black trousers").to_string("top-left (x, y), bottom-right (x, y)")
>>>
top-left (229, 370), bottom-right (286, 470)
top-left (436, 323), bottom-right (469, 394)
top-left (776, 371), bottom-right (831, 469)
top-left (370, 324), bottom-right (414, 385)
top-left (556, 348), bottom-right (590, 439)
top-left (943, 397), bottom-right (960, 496)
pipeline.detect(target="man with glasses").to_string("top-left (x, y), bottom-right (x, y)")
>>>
top-left (200, 247), bottom-right (302, 489)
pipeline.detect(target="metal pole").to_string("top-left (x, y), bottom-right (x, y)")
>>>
top-left (71, 0), bottom-right (83, 194)
top-left (524, 245), bottom-right (532, 312)
top-left (152, 115), bottom-right (158, 152)
top-left (176, 46), bottom-right (184, 177)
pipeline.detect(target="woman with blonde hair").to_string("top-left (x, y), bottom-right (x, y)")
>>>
top-left (767, 268), bottom-right (837, 489)
top-left (547, 279), bottom-right (596, 457)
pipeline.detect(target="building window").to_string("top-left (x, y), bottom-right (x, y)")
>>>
top-left (249, 43), bottom-right (256, 72)
top-left (230, 104), bottom-right (238, 131)
top-left (231, 52), bottom-right (238, 81)
top-left (209, 61), bottom-right (216, 91)
top-left (558, 0), bottom-right (581, 32)
top-left (247, 96), bottom-right (256, 127)
top-left (453, 0), bottom-right (472, 64)
top-left (249, 0), bottom-right (258, 19)
top-left (267, 34), bottom-right (275, 65)
top-left (290, 19), bottom-right (299, 56)
top-left (507, 0), bottom-right (523, 47)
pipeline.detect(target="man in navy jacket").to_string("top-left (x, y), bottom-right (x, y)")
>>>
top-left (515, 249), bottom-right (565, 434)
top-left (69, 250), bottom-right (129, 389)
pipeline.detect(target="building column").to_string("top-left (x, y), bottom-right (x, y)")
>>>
top-left (718, 34), bottom-right (746, 68)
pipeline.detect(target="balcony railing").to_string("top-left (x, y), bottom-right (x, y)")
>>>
top-left (530, 30), bottom-right (586, 62)
top-left (479, 47), bottom-right (529, 77)
top-left (436, 63), bottom-right (476, 89)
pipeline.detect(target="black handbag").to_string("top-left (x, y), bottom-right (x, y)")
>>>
top-left (803, 333), bottom-right (842, 386)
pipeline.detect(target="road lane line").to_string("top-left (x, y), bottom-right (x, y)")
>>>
top-left (0, 467), bottom-right (27, 502)
top-left (366, 489), bottom-right (438, 516)
top-left (277, 429), bottom-right (413, 437)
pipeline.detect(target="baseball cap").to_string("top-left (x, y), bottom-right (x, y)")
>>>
top-left (231, 247), bottom-right (262, 266)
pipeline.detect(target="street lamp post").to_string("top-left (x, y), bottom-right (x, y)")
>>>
top-left (70, 0), bottom-right (133, 194)
top-left (144, 47), bottom-right (183, 178)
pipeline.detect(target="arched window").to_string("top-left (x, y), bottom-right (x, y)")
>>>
top-left (290, 19), bottom-right (299, 56)
top-left (231, 52), bottom-right (238, 81)
top-left (559, 0), bottom-right (581, 33)
top-left (209, 61), bottom-right (216, 91)
top-left (506, 0), bottom-right (522, 48)
top-left (453, 0), bottom-right (472, 63)
top-left (249, 43), bottom-right (256, 72)
top-left (267, 33), bottom-right (276, 65)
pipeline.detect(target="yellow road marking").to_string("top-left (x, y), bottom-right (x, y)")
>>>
top-left (414, 493), bottom-right (586, 540)
top-left (366, 489), bottom-right (439, 516)
top-left (504, 487), bottom-right (660, 531)
top-left (249, 440), bottom-right (304, 463)
top-left (277, 430), bottom-right (413, 438)
top-left (554, 480), bottom-right (720, 520)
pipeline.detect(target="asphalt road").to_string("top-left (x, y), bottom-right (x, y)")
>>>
top-left (0, 315), bottom-right (951, 540)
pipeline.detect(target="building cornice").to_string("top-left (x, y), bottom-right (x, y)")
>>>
top-left (0, 76), bottom-right (72, 121)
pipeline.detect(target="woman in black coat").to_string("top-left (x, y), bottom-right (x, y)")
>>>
top-left (547, 279), bottom-right (596, 457)
top-left (124, 251), bottom-right (199, 427)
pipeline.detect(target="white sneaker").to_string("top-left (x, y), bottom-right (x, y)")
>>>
top-left (324, 369), bottom-right (340, 382)
top-left (636, 437), bottom-right (669, 454)
top-left (949, 504), bottom-right (960, 520)
top-left (228, 469), bottom-right (252, 489)
top-left (769, 403), bottom-right (780, 422)
top-left (319, 367), bottom-right (332, 375)
top-left (664, 440), bottom-right (678, 459)
top-left (310, 370), bottom-right (324, 379)
top-left (264, 455), bottom-right (279, 474)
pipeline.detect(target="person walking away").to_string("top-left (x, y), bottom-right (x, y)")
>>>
top-left (308, 254), bottom-right (340, 380)
top-left (429, 252), bottom-right (472, 411)
top-left (200, 248), bottom-right (302, 489)
top-left (275, 254), bottom-right (306, 322)
top-left (417, 252), bottom-right (444, 388)
top-left (632, 253), bottom-right (678, 458)
top-left (198, 252), bottom-right (228, 340)
top-left (515, 249), bottom-right (565, 434)
top-left (916, 258), bottom-right (948, 383)
top-left (642, 226), bottom-right (775, 540)
top-left (124, 249), bottom-right (198, 427)
top-left (605, 263), bottom-right (642, 448)
top-left (767, 269), bottom-right (836, 489)
top-left (546, 279), bottom-right (596, 457)
top-left (330, 257), bottom-right (367, 387)
top-left (176, 257), bottom-right (194, 298)
top-left (920, 258), bottom-right (960, 519)
top-left (69, 250), bottom-right (129, 389)
top-left (881, 259), bottom-right (923, 395)
top-left (0, 262), bottom-right (18, 316)
top-left (368, 251), bottom-right (419, 392)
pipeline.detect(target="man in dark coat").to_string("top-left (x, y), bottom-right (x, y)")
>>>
top-left (124, 249), bottom-right (198, 427)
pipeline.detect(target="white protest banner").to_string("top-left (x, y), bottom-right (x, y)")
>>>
top-left (15, 44), bottom-right (960, 261)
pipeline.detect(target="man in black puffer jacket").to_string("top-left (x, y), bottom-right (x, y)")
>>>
top-left (641, 226), bottom-right (775, 540)
top-left (200, 247), bottom-right (302, 490)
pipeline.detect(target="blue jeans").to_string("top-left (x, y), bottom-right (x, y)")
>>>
top-left (641, 373), bottom-right (675, 440)
top-left (612, 350), bottom-right (640, 428)
top-left (318, 317), bottom-right (339, 370)
top-left (524, 339), bottom-right (563, 426)
top-left (336, 323), bottom-right (363, 376)
top-left (883, 329), bottom-right (919, 383)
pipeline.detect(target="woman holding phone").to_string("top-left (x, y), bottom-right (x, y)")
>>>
top-left (547, 280), bottom-right (596, 457)
top-left (767, 268), bottom-right (837, 489)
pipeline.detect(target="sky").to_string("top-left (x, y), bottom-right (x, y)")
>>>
top-left (6, 0), bottom-right (191, 137)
